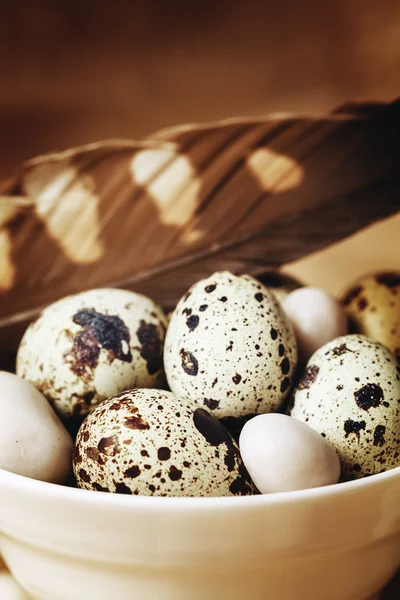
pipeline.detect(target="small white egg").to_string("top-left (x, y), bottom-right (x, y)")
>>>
top-left (283, 287), bottom-right (348, 362)
top-left (0, 372), bottom-right (73, 483)
top-left (239, 413), bottom-right (340, 493)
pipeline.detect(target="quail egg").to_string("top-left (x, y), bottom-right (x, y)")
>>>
top-left (17, 288), bottom-right (167, 425)
top-left (283, 287), bottom-right (348, 362)
top-left (290, 334), bottom-right (400, 480)
top-left (164, 271), bottom-right (297, 421)
top-left (239, 413), bottom-right (340, 493)
top-left (0, 371), bottom-right (73, 483)
top-left (73, 388), bottom-right (253, 497)
top-left (341, 271), bottom-right (400, 359)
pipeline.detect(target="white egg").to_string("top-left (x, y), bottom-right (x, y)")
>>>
top-left (164, 271), bottom-right (297, 422)
top-left (17, 288), bottom-right (168, 425)
top-left (239, 413), bottom-right (340, 493)
top-left (73, 389), bottom-right (253, 497)
top-left (0, 372), bottom-right (73, 483)
top-left (283, 287), bottom-right (348, 362)
top-left (290, 334), bottom-right (400, 480)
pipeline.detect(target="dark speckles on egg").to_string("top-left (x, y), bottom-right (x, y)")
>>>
top-left (344, 419), bottom-right (366, 439)
top-left (204, 398), bottom-right (220, 410)
top-left (124, 465), bottom-right (141, 478)
top-left (115, 482), bottom-right (132, 494)
top-left (354, 383), bottom-right (384, 411)
top-left (205, 284), bottom-right (216, 293)
top-left (186, 314), bottom-right (200, 331)
top-left (179, 349), bottom-right (199, 376)
top-left (157, 447), bottom-right (171, 461)
top-left (373, 425), bottom-right (386, 446)
top-left (68, 308), bottom-right (133, 378)
top-left (136, 320), bottom-right (164, 375)
top-left (297, 365), bottom-right (319, 390)
top-left (280, 377), bottom-right (291, 393)
top-left (97, 435), bottom-right (120, 457)
top-left (169, 465), bottom-right (182, 481)
top-left (79, 468), bottom-right (91, 483)
top-left (280, 357), bottom-right (290, 375)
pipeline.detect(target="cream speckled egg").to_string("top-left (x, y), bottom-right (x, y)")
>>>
top-left (341, 271), bottom-right (400, 359)
top-left (73, 389), bottom-right (253, 497)
top-left (17, 288), bottom-right (167, 425)
top-left (0, 371), bottom-right (73, 483)
top-left (290, 334), bottom-right (400, 480)
top-left (164, 271), bottom-right (297, 422)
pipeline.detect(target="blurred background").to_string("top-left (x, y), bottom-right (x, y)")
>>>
top-left (0, 0), bottom-right (399, 289)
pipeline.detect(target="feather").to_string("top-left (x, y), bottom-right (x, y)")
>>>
top-left (0, 100), bottom-right (399, 349)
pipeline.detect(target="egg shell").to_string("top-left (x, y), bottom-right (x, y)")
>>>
top-left (239, 413), bottom-right (340, 493)
top-left (290, 334), bottom-right (400, 480)
top-left (256, 270), bottom-right (303, 304)
top-left (73, 389), bottom-right (253, 497)
top-left (0, 371), bottom-right (73, 483)
top-left (17, 288), bottom-right (168, 424)
top-left (341, 271), bottom-right (400, 359)
top-left (164, 271), bottom-right (297, 420)
top-left (283, 287), bottom-right (348, 363)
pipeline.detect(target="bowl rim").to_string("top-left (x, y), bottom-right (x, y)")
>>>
top-left (1, 464), bottom-right (399, 513)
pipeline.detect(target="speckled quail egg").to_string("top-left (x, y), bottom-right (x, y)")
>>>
top-left (17, 288), bottom-right (167, 425)
top-left (0, 371), bottom-right (73, 483)
top-left (73, 388), bottom-right (253, 497)
top-left (164, 271), bottom-right (297, 423)
top-left (239, 413), bottom-right (340, 493)
top-left (290, 334), bottom-right (400, 481)
top-left (256, 270), bottom-right (303, 304)
top-left (341, 271), bottom-right (400, 359)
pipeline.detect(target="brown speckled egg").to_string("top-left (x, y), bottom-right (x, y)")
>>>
top-left (164, 271), bottom-right (297, 422)
top-left (17, 289), bottom-right (167, 425)
top-left (290, 334), bottom-right (400, 481)
top-left (256, 270), bottom-right (303, 304)
top-left (73, 389), bottom-right (253, 497)
top-left (341, 271), bottom-right (400, 359)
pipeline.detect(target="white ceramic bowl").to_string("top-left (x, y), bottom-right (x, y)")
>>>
top-left (0, 466), bottom-right (399, 600)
